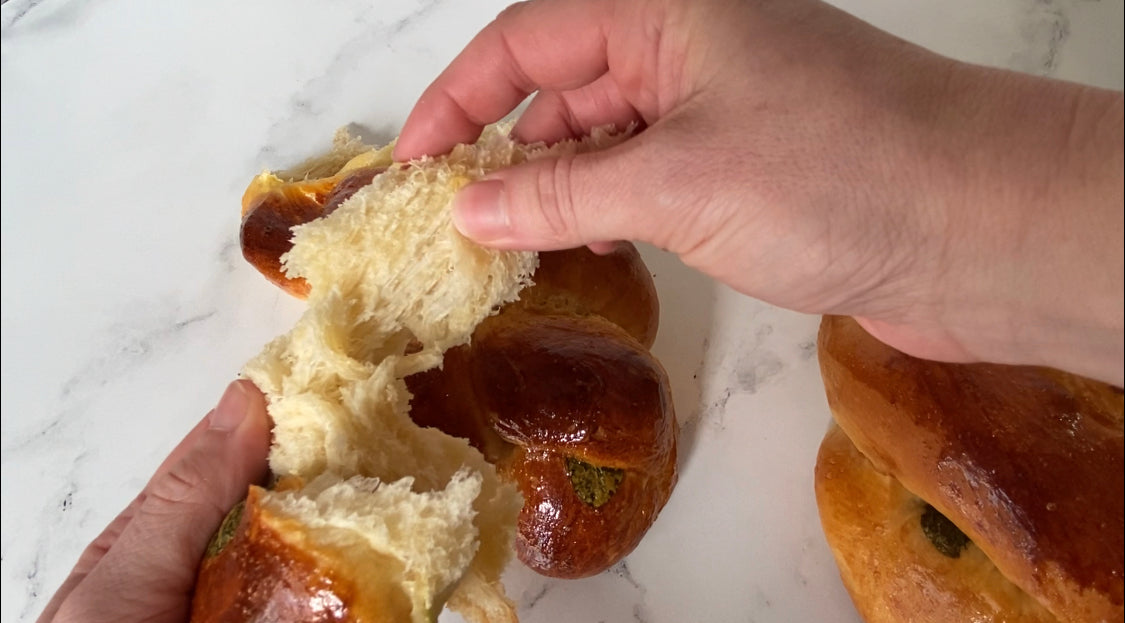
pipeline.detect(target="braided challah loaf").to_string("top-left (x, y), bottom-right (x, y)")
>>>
top-left (815, 315), bottom-right (1123, 623)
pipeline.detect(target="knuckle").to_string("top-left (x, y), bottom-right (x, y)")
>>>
top-left (142, 453), bottom-right (225, 520)
top-left (495, 0), bottom-right (539, 24)
top-left (150, 465), bottom-right (199, 506)
top-left (495, 1), bottom-right (525, 21)
top-left (531, 156), bottom-right (581, 244)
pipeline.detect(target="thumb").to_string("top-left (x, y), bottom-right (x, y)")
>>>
top-left (53, 380), bottom-right (271, 623)
top-left (453, 145), bottom-right (649, 250)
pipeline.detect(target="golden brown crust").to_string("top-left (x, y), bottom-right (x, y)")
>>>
top-left (191, 487), bottom-right (412, 623)
top-left (500, 443), bottom-right (673, 578)
top-left (472, 313), bottom-right (673, 466)
top-left (400, 240), bottom-right (675, 579)
top-left (235, 155), bottom-right (677, 585)
top-left (511, 244), bottom-right (660, 348)
top-left (401, 344), bottom-right (513, 465)
top-left (240, 184), bottom-right (323, 298)
top-left (479, 313), bottom-right (675, 577)
top-left (239, 167), bottom-right (385, 298)
top-left (815, 423), bottom-right (1060, 623)
top-left (816, 315), bottom-right (1124, 623)
top-left (407, 307), bottom-right (677, 579)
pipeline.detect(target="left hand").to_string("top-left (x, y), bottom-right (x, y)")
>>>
top-left (39, 380), bottom-right (271, 623)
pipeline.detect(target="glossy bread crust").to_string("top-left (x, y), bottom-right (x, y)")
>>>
top-left (514, 244), bottom-right (660, 349)
top-left (239, 166), bottom-right (385, 298)
top-left (191, 487), bottom-right (412, 623)
top-left (815, 424), bottom-right (1060, 623)
top-left (816, 315), bottom-right (1124, 623)
top-left (408, 252), bottom-right (677, 579)
top-left (482, 313), bottom-right (674, 577)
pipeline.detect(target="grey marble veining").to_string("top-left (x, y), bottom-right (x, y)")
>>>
top-left (2, 1), bottom-right (1120, 622)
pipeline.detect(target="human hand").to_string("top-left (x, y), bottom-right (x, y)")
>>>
top-left (396, 0), bottom-right (1123, 384)
top-left (39, 380), bottom-right (271, 623)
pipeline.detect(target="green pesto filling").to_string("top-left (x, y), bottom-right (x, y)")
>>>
top-left (920, 503), bottom-right (971, 558)
top-left (204, 499), bottom-right (245, 559)
top-left (566, 457), bottom-right (625, 508)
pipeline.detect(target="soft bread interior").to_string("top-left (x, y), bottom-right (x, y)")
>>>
top-left (241, 123), bottom-right (630, 622)
top-left (262, 471), bottom-right (485, 621)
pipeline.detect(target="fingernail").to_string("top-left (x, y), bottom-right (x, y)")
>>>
top-left (453, 179), bottom-right (509, 241)
top-left (210, 381), bottom-right (250, 432)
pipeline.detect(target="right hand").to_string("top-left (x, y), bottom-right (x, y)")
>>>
top-left (395, 0), bottom-right (1124, 384)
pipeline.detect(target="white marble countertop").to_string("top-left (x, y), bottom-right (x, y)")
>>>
top-left (1, 1), bottom-right (1121, 622)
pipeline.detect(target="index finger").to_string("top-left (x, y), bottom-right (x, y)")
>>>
top-left (394, 0), bottom-right (617, 160)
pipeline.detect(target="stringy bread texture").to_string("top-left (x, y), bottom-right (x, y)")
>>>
top-left (243, 123), bottom-right (628, 622)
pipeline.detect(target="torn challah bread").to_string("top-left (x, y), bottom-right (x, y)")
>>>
top-left (815, 315), bottom-right (1123, 623)
top-left (192, 124), bottom-right (677, 622)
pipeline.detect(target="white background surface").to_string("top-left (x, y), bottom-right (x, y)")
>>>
top-left (2, 1), bottom-right (1121, 622)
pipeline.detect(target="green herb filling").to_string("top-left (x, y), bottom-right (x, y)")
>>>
top-left (204, 499), bottom-right (246, 558)
top-left (920, 503), bottom-right (971, 558)
top-left (566, 457), bottom-right (625, 508)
